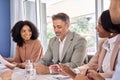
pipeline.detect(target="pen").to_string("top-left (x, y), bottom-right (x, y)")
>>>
top-left (85, 69), bottom-right (89, 76)
top-left (97, 69), bottom-right (99, 73)
top-left (56, 63), bottom-right (62, 71)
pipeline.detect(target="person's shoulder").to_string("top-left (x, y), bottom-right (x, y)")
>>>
top-left (69, 31), bottom-right (86, 44)
top-left (32, 39), bottom-right (41, 44)
top-left (71, 31), bottom-right (82, 37)
top-left (32, 39), bottom-right (43, 47)
top-left (47, 36), bottom-right (58, 45)
top-left (16, 44), bottom-right (20, 48)
top-left (71, 31), bottom-right (86, 40)
top-left (49, 36), bottom-right (57, 41)
top-left (98, 38), bottom-right (107, 45)
top-left (98, 38), bottom-right (107, 49)
top-left (33, 39), bottom-right (39, 42)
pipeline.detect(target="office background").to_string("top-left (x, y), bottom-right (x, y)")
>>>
top-left (0, 0), bottom-right (10, 57)
top-left (0, 0), bottom-right (110, 58)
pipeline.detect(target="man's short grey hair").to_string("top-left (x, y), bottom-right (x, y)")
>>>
top-left (52, 13), bottom-right (70, 24)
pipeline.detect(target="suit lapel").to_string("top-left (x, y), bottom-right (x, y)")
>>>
top-left (98, 48), bottom-right (106, 72)
top-left (53, 38), bottom-right (60, 63)
top-left (98, 35), bottom-right (120, 71)
top-left (60, 31), bottom-right (73, 62)
top-left (110, 34), bottom-right (120, 70)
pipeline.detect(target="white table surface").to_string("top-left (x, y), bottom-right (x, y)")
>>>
top-left (0, 64), bottom-right (112, 80)
top-left (12, 68), bottom-right (72, 80)
top-left (11, 68), bottom-right (112, 80)
top-left (0, 64), bottom-right (72, 80)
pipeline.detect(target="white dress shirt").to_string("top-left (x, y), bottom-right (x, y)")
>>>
top-left (59, 37), bottom-right (67, 62)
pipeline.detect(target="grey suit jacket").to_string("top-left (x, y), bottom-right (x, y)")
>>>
top-left (39, 31), bottom-right (87, 68)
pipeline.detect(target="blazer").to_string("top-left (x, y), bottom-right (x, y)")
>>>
top-left (39, 31), bottom-right (87, 68)
top-left (78, 34), bottom-right (120, 78)
top-left (112, 44), bottom-right (120, 80)
top-left (7, 39), bottom-right (43, 63)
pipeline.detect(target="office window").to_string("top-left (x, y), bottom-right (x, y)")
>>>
top-left (23, 0), bottom-right (37, 25)
top-left (103, 0), bottom-right (110, 10)
top-left (23, 0), bottom-right (48, 53)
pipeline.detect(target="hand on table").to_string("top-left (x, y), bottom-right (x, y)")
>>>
top-left (87, 70), bottom-right (105, 80)
top-left (5, 62), bottom-right (17, 70)
top-left (49, 64), bottom-right (60, 74)
top-left (35, 64), bottom-right (49, 74)
top-left (58, 64), bottom-right (77, 79)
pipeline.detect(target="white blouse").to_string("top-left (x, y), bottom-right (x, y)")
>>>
top-left (112, 45), bottom-right (120, 80)
top-left (59, 37), bottom-right (67, 62)
top-left (102, 35), bottom-right (119, 73)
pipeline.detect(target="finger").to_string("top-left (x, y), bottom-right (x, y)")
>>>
top-left (5, 65), bottom-right (15, 70)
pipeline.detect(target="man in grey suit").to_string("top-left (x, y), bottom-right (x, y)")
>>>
top-left (35, 13), bottom-right (87, 74)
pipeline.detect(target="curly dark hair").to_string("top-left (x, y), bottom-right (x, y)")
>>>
top-left (101, 10), bottom-right (120, 33)
top-left (11, 20), bottom-right (39, 47)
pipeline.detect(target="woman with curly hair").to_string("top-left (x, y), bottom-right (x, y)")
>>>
top-left (5, 20), bottom-right (43, 68)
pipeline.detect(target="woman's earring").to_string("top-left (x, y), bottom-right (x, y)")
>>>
top-left (110, 33), bottom-right (114, 36)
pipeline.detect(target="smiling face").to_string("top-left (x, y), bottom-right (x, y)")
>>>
top-left (20, 25), bottom-right (32, 41)
top-left (96, 18), bottom-right (111, 38)
top-left (53, 19), bottom-right (69, 41)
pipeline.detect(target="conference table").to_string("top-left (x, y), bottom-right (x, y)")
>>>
top-left (12, 68), bottom-right (72, 80)
top-left (11, 68), bottom-right (112, 80)
top-left (0, 64), bottom-right (72, 80)
top-left (12, 68), bottom-right (112, 80)
top-left (0, 64), bottom-right (112, 80)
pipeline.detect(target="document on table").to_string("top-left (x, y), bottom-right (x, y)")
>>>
top-left (105, 78), bottom-right (112, 80)
top-left (52, 74), bottom-right (72, 80)
top-left (37, 74), bottom-right (72, 80)
top-left (0, 55), bottom-right (15, 67)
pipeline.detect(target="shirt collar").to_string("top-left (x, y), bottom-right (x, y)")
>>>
top-left (108, 34), bottom-right (119, 44)
top-left (103, 34), bottom-right (119, 50)
top-left (59, 36), bottom-right (67, 43)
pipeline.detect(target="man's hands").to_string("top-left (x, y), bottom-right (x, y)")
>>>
top-left (35, 64), bottom-right (49, 74)
top-left (58, 64), bottom-right (76, 79)
top-left (49, 64), bottom-right (60, 74)
top-left (49, 64), bottom-right (77, 79)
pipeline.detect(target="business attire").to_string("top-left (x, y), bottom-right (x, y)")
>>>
top-left (111, 54), bottom-right (120, 80)
top-left (13, 39), bottom-right (43, 63)
top-left (111, 35), bottom-right (120, 80)
top-left (39, 31), bottom-right (87, 68)
top-left (78, 34), bottom-right (120, 78)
